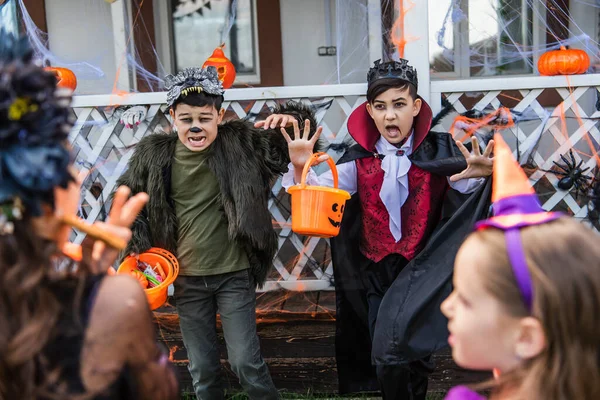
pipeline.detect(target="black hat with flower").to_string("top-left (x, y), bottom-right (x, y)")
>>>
top-left (0, 29), bottom-right (75, 232)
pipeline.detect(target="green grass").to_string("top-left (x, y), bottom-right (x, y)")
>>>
top-left (181, 391), bottom-right (447, 399)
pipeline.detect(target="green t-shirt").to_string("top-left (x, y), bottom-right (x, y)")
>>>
top-left (170, 140), bottom-right (249, 276)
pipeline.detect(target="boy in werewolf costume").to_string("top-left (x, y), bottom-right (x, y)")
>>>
top-left (116, 67), bottom-right (317, 400)
top-left (282, 59), bottom-right (494, 399)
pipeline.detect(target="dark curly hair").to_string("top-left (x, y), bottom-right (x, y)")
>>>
top-left (0, 29), bottom-right (74, 215)
top-left (0, 29), bottom-right (84, 400)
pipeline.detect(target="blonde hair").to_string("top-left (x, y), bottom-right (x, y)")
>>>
top-left (471, 218), bottom-right (600, 400)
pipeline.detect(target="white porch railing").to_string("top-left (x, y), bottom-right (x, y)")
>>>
top-left (432, 74), bottom-right (600, 226)
top-left (69, 75), bottom-right (600, 292)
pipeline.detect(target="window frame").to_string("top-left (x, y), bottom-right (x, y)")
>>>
top-left (430, 0), bottom-right (546, 80)
top-left (154, 0), bottom-right (262, 85)
top-left (1, 0), bottom-right (21, 36)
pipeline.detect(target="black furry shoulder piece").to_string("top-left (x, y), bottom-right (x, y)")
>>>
top-left (270, 101), bottom-right (317, 127)
top-left (0, 29), bottom-right (74, 216)
top-left (430, 97), bottom-right (454, 129)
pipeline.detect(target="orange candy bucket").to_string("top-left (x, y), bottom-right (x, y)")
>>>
top-left (117, 247), bottom-right (180, 310)
top-left (288, 152), bottom-right (351, 238)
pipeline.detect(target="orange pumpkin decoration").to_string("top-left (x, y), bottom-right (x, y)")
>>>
top-left (538, 46), bottom-right (590, 76)
top-left (131, 270), bottom-right (149, 289)
top-left (44, 67), bottom-right (78, 91)
top-left (202, 44), bottom-right (236, 89)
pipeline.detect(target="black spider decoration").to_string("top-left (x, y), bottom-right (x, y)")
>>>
top-left (581, 167), bottom-right (600, 231)
top-left (542, 149), bottom-right (591, 193)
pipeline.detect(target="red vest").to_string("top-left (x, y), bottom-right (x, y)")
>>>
top-left (356, 156), bottom-right (448, 263)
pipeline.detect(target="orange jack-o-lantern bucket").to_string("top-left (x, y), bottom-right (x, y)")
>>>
top-left (117, 247), bottom-right (179, 310)
top-left (202, 44), bottom-right (236, 89)
top-left (288, 152), bottom-right (351, 238)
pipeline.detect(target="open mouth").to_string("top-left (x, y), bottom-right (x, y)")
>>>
top-left (188, 136), bottom-right (207, 148)
top-left (385, 125), bottom-right (401, 138)
top-left (328, 218), bottom-right (341, 228)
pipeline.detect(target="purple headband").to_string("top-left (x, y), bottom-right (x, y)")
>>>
top-left (476, 195), bottom-right (562, 312)
top-left (504, 229), bottom-right (533, 310)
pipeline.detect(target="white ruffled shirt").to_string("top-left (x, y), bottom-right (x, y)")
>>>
top-left (281, 135), bottom-right (484, 242)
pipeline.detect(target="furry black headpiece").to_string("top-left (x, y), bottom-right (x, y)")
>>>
top-left (367, 59), bottom-right (418, 91)
top-left (164, 67), bottom-right (224, 108)
top-left (0, 29), bottom-right (74, 218)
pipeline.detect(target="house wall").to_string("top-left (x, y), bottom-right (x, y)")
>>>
top-left (45, 0), bottom-right (117, 95)
top-left (279, 0), bottom-right (371, 86)
top-left (40, 0), bottom-right (599, 93)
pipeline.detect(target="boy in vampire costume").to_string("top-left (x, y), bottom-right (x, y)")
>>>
top-left (116, 66), bottom-right (318, 400)
top-left (281, 59), bottom-right (494, 399)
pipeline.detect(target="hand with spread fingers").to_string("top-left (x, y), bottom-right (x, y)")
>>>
top-left (254, 113), bottom-right (298, 130)
top-left (89, 186), bottom-right (149, 273)
top-left (280, 119), bottom-right (326, 184)
top-left (449, 136), bottom-right (494, 182)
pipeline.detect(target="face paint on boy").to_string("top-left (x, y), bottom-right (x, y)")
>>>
top-left (366, 87), bottom-right (422, 145)
top-left (170, 103), bottom-right (225, 152)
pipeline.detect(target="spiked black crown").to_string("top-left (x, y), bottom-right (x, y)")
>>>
top-left (367, 59), bottom-right (418, 91)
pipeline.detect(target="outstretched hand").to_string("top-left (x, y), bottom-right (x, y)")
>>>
top-left (280, 119), bottom-right (326, 170)
top-left (254, 114), bottom-right (297, 130)
top-left (280, 119), bottom-right (326, 185)
top-left (449, 136), bottom-right (494, 182)
top-left (90, 186), bottom-right (149, 273)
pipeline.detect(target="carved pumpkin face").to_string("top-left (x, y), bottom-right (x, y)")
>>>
top-left (202, 45), bottom-right (236, 89)
top-left (44, 67), bottom-right (78, 91)
top-left (538, 46), bottom-right (590, 76)
top-left (328, 202), bottom-right (345, 228)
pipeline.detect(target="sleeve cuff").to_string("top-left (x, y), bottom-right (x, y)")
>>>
top-left (281, 163), bottom-right (320, 191)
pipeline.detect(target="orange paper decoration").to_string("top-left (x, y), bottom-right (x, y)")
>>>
top-left (45, 67), bottom-right (78, 91)
top-left (449, 107), bottom-right (514, 142)
top-left (538, 46), bottom-right (589, 76)
top-left (202, 44), bottom-right (236, 89)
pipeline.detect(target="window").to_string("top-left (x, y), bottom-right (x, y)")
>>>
top-left (0, 0), bottom-right (20, 36)
top-left (169, 0), bottom-right (260, 84)
top-left (428, 0), bottom-right (544, 79)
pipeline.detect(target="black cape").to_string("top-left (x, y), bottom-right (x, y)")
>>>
top-left (331, 132), bottom-right (492, 394)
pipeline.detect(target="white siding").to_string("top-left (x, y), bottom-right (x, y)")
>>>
top-left (45, 0), bottom-right (117, 95)
top-left (279, 0), bottom-right (371, 86)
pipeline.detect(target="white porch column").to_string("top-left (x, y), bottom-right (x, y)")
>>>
top-left (402, 0), bottom-right (434, 109)
top-left (367, 0), bottom-right (383, 64)
top-left (110, 0), bottom-right (135, 92)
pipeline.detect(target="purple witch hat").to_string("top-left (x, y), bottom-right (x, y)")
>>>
top-left (475, 134), bottom-right (562, 311)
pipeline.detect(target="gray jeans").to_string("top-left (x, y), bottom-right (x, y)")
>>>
top-left (174, 270), bottom-right (279, 400)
